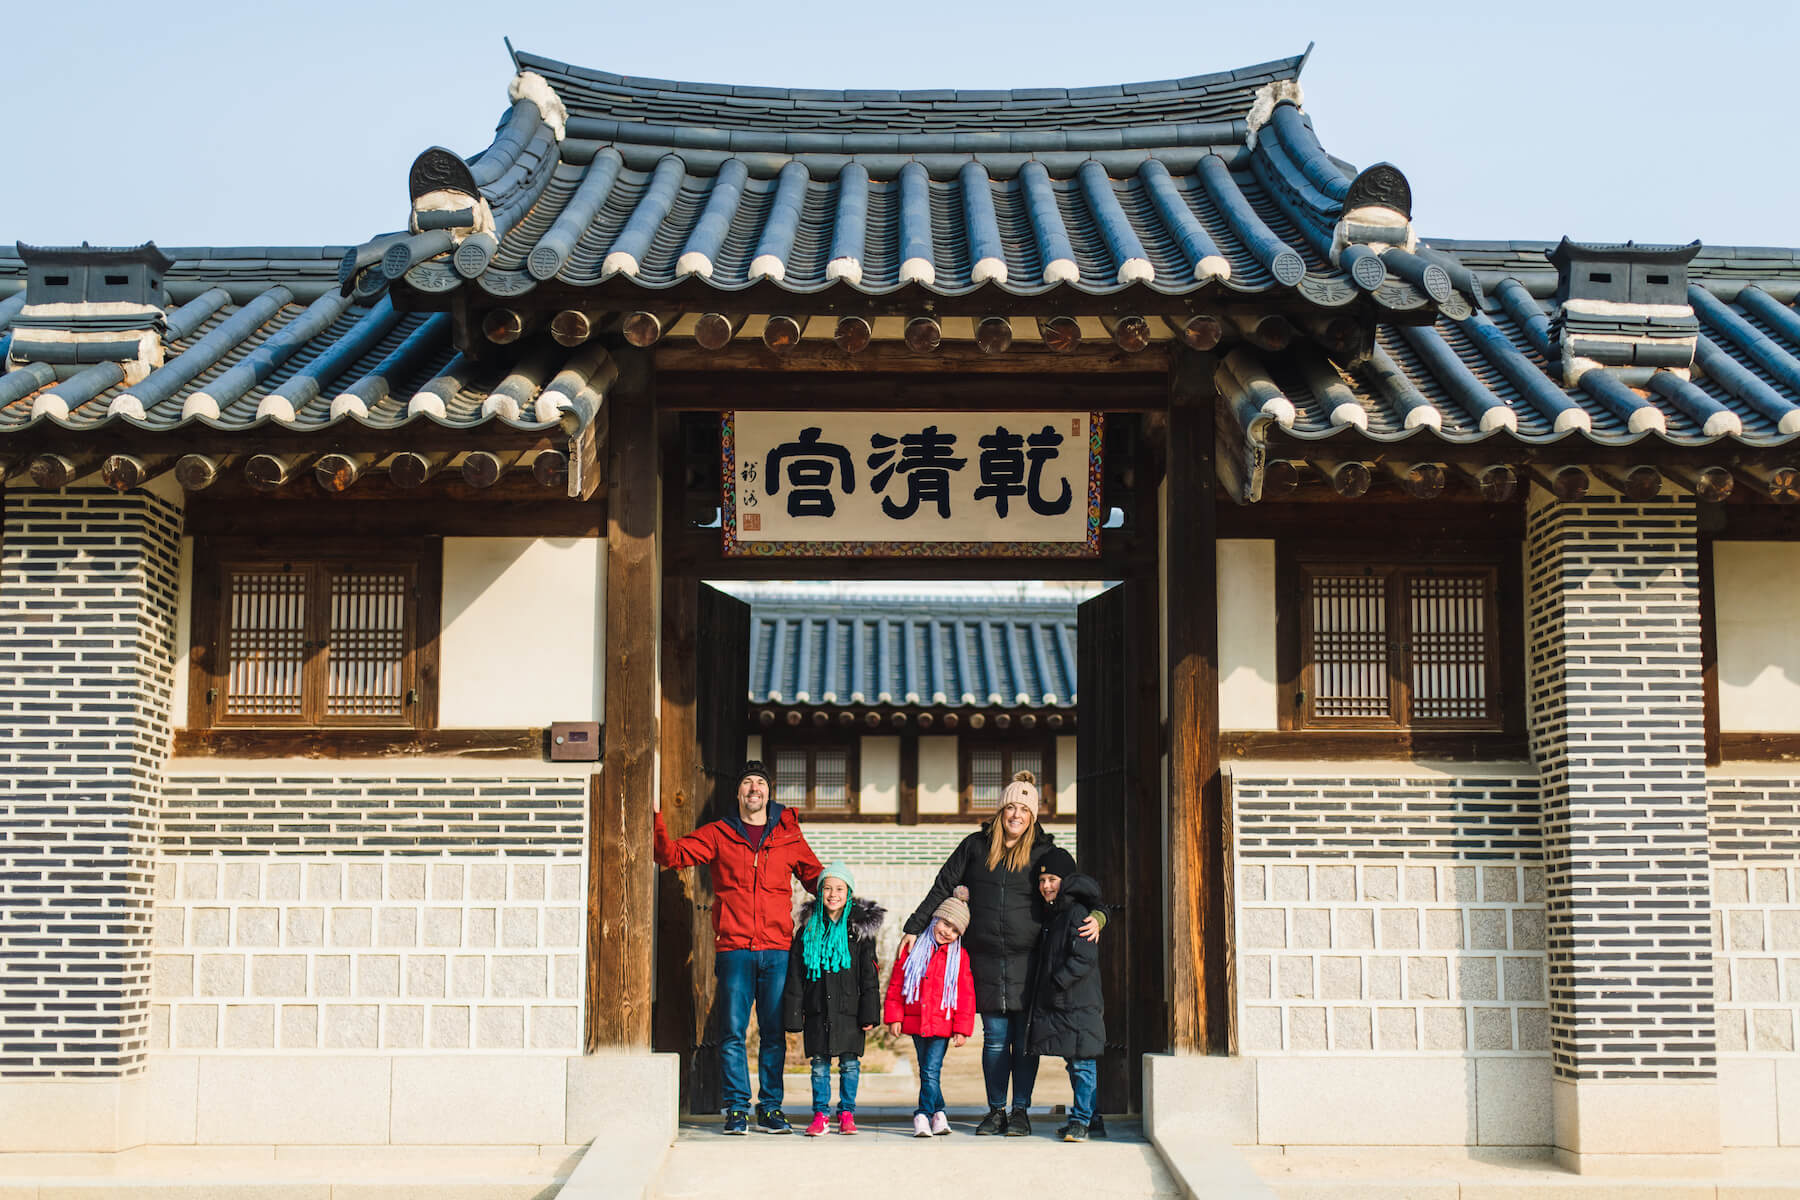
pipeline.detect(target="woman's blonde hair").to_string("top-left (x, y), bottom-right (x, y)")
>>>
top-left (984, 770), bottom-right (1039, 873)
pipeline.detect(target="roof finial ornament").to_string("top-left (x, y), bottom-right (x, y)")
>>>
top-left (1244, 79), bottom-right (1304, 150)
top-left (509, 70), bottom-right (568, 141)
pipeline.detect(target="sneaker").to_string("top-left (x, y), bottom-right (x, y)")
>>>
top-left (1089, 1112), bottom-right (1108, 1139)
top-left (804, 1112), bottom-right (829, 1137)
top-left (722, 1110), bottom-right (749, 1135)
top-left (912, 1113), bottom-right (932, 1138)
top-left (756, 1107), bottom-right (793, 1135)
top-left (1004, 1106), bottom-right (1031, 1137)
top-left (1063, 1121), bottom-right (1088, 1143)
top-left (931, 1110), bottom-right (950, 1136)
top-left (975, 1105), bottom-right (1008, 1136)
top-left (836, 1112), bottom-right (858, 1136)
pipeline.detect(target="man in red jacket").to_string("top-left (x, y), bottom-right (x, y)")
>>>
top-left (654, 759), bottom-right (821, 1135)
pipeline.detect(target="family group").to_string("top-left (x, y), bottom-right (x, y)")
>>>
top-left (653, 761), bottom-right (1108, 1142)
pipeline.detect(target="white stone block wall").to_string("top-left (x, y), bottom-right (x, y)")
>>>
top-left (1714, 862), bottom-right (1800, 1054)
top-left (149, 856), bottom-right (585, 1053)
top-left (1236, 860), bottom-right (1548, 1054)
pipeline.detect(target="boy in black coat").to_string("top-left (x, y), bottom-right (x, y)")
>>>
top-left (1026, 846), bottom-right (1105, 1142)
top-left (782, 861), bottom-right (884, 1136)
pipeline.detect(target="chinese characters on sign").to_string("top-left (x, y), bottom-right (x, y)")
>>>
top-left (724, 411), bottom-right (1102, 557)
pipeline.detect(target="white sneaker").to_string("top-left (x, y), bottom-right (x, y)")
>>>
top-left (931, 1111), bottom-right (950, 1136)
top-left (912, 1113), bottom-right (932, 1138)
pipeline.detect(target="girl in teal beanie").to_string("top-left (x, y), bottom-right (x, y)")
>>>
top-left (782, 861), bottom-right (884, 1136)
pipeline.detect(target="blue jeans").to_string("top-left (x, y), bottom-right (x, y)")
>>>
top-left (912, 1036), bottom-right (948, 1117)
top-left (1065, 1057), bottom-right (1098, 1125)
top-left (809, 1054), bottom-right (860, 1115)
top-left (715, 948), bottom-right (788, 1114)
top-left (979, 1010), bottom-right (1040, 1110)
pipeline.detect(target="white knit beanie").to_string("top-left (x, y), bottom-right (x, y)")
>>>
top-left (999, 770), bottom-right (1040, 817)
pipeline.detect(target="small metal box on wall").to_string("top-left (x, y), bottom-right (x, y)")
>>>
top-left (549, 721), bottom-right (602, 761)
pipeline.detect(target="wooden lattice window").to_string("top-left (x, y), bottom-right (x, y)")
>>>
top-left (961, 738), bottom-right (1056, 816)
top-left (1297, 563), bottom-right (1502, 730)
top-left (768, 742), bottom-right (859, 813)
top-left (192, 541), bottom-right (437, 730)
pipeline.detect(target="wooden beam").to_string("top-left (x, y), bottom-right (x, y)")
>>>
top-left (550, 308), bottom-right (605, 347)
top-left (1220, 729), bottom-right (1529, 761)
top-left (1454, 462), bottom-right (1518, 504)
top-left (482, 308), bottom-right (529, 345)
top-left (1666, 466), bottom-right (1735, 504)
top-left (1100, 315), bottom-right (1152, 353)
top-left (1262, 459), bottom-right (1302, 498)
top-left (622, 310), bottom-right (681, 348)
top-left (245, 453), bottom-right (311, 492)
top-left (1719, 732), bottom-right (1800, 761)
top-left (592, 346), bottom-right (659, 1050)
top-left (461, 449), bottom-right (526, 489)
top-left (975, 316), bottom-right (1013, 355)
top-left (1592, 464), bottom-right (1664, 501)
top-left (29, 452), bottom-right (102, 489)
top-left (173, 728), bottom-right (544, 758)
top-left (1036, 315), bottom-right (1082, 353)
top-left (1166, 350), bottom-right (1222, 1052)
top-left (1734, 464), bottom-right (1800, 504)
top-left (1231, 311), bottom-right (1291, 351)
top-left (761, 315), bottom-right (805, 353)
top-left (654, 565), bottom-right (706, 1108)
top-left (1526, 464), bottom-right (1590, 502)
top-left (100, 453), bottom-right (175, 493)
top-left (832, 316), bottom-right (872, 355)
top-left (532, 447), bottom-right (570, 490)
top-left (313, 452), bottom-right (379, 493)
top-left (185, 498), bottom-right (604, 538)
top-left (1312, 459), bottom-right (1371, 499)
top-left (694, 312), bottom-right (747, 351)
top-left (903, 316), bottom-right (942, 354)
top-left (390, 450), bottom-right (454, 489)
top-left (1162, 314), bottom-right (1223, 352)
top-left (1385, 460), bottom-right (1446, 500)
top-left (655, 340), bottom-right (1170, 376)
top-left (656, 371), bottom-right (1166, 412)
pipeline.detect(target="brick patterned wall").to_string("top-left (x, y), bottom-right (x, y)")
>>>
top-left (1526, 496), bottom-right (1713, 1082)
top-left (149, 857), bottom-right (584, 1052)
top-left (1234, 773), bottom-right (1541, 861)
top-left (0, 490), bottom-right (182, 1078)
top-left (1711, 780), bottom-right (1800, 863)
top-left (160, 772), bottom-right (589, 855)
top-left (1236, 859), bottom-right (1548, 1054)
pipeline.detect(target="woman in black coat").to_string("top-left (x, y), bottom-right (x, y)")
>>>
top-left (782, 867), bottom-right (883, 1136)
top-left (901, 771), bottom-right (1101, 1137)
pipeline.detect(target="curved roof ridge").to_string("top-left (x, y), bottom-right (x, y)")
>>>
top-left (513, 48), bottom-right (1307, 138)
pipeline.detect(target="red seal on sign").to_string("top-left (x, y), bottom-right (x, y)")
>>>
top-left (743, 514), bottom-right (761, 531)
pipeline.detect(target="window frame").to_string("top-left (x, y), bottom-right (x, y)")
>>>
top-left (762, 735), bottom-right (862, 815)
top-left (1277, 543), bottom-right (1523, 739)
top-left (187, 536), bottom-right (441, 733)
top-left (958, 733), bottom-right (1058, 818)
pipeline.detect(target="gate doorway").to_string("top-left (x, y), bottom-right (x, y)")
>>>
top-left (654, 574), bottom-right (1163, 1118)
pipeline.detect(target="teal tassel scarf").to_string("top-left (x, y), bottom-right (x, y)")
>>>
top-left (801, 895), bottom-right (854, 980)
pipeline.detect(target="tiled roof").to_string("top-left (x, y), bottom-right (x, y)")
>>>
top-left (374, 50), bottom-right (1465, 316)
top-left (1214, 238), bottom-right (1800, 498)
top-left (0, 246), bottom-right (608, 474)
top-left (748, 596), bottom-right (1077, 708)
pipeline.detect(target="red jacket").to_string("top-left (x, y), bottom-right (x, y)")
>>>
top-left (653, 806), bottom-right (822, 951)
top-left (883, 940), bottom-right (976, 1039)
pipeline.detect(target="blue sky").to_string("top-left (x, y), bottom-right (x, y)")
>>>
top-left (8, 0), bottom-right (1795, 249)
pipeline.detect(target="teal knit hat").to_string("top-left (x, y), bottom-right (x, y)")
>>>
top-left (820, 861), bottom-right (856, 893)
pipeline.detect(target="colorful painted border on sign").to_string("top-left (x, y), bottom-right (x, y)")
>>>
top-left (721, 412), bottom-right (1105, 558)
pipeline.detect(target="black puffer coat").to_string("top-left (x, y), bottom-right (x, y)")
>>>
top-left (781, 897), bottom-right (884, 1059)
top-left (904, 824), bottom-right (1059, 1012)
top-left (1025, 873), bottom-right (1106, 1059)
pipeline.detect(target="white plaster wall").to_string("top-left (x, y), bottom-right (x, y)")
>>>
top-left (1056, 733), bottom-right (1078, 816)
top-left (440, 538), bottom-right (604, 727)
top-left (1218, 539), bottom-right (1278, 730)
top-left (1716, 541), bottom-right (1800, 732)
top-left (860, 736), bottom-right (900, 815)
top-left (918, 736), bottom-right (960, 814)
top-left (171, 535), bottom-right (194, 729)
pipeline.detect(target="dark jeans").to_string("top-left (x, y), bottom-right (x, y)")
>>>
top-left (1065, 1057), bottom-right (1097, 1125)
top-left (809, 1054), bottom-right (860, 1115)
top-left (912, 1036), bottom-right (948, 1116)
top-left (716, 948), bottom-right (788, 1114)
top-left (979, 1010), bottom-right (1040, 1110)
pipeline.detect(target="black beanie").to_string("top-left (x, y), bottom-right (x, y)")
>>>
top-left (1035, 846), bottom-right (1077, 882)
top-left (739, 760), bottom-right (771, 788)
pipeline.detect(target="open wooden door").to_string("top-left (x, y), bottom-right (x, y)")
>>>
top-left (654, 579), bottom-right (750, 1114)
top-left (1077, 579), bottom-right (1163, 1114)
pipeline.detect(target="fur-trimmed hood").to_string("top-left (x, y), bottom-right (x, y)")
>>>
top-left (796, 895), bottom-right (885, 941)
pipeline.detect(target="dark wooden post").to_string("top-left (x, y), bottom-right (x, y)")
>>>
top-left (1166, 351), bottom-right (1226, 1052)
top-left (589, 347), bottom-right (658, 1049)
top-left (898, 732), bottom-right (920, 825)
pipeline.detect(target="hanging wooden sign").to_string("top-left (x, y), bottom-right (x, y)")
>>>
top-left (722, 411), bottom-right (1103, 557)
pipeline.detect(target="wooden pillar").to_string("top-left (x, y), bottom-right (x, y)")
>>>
top-left (1166, 352), bottom-right (1225, 1052)
top-left (898, 732), bottom-right (920, 825)
top-left (589, 347), bottom-right (658, 1049)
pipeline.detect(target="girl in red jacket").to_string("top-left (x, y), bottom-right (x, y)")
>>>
top-left (884, 885), bottom-right (976, 1138)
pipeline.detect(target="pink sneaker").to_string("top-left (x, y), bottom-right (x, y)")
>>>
top-left (912, 1113), bottom-right (932, 1138)
top-left (805, 1112), bottom-right (829, 1137)
top-left (931, 1111), bottom-right (950, 1136)
top-left (836, 1112), bottom-right (858, 1136)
